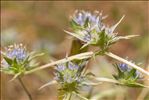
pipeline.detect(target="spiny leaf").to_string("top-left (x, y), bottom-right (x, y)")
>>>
top-left (110, 15), bottom-right (125, 33)
top-left (117, 35), bottom-right (139, 40)
top-left (126, 68), bottom-right (136, 80)
top-left (70, 19), bottom-right (81, 30)
top-left (3, 56), bottom-right (13, 65)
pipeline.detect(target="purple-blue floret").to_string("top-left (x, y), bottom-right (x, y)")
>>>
top-left (119, 63), bottom-right (129, 72)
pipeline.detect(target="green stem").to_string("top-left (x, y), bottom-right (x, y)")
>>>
top-left (105, 52), bottom-right (149, 76)
top-left (18, 77), bottom-right (32, 100)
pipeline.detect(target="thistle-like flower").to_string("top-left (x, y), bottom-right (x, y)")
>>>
top-left (4, 44), bottom-right (27, 61)
top-left (119, 63), bottom-right (130, 72)
top-left (1, 44), bottom-right (27, 68)
top-left (54, 62), bottom-right (83, 84)
top-left (65, 10), bottom-right (137, 51)
top-left (53, 61), bottom-right (88, 99)
top-left (113, 63), bottom-right (143, 87)
top-left (66, 10), bottom-right (106, 44)
top-left (72, 10), bottom-right (105, 30)
top-left (1, 43), bottom-right (44, 75)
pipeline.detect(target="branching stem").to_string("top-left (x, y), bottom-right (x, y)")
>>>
top-left (25, 52), bottom-right (93, 75)
top-left (25, 51), bottom-right (149, 77)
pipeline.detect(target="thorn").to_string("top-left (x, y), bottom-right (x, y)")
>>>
top-left (111, 15), bottom-right (125, 33)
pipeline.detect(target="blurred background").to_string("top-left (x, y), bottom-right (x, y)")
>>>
top-left (1, 1), bottom-right (149, 100)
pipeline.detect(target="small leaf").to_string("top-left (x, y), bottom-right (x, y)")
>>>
top-left (113, 64), bottom-right (124, 78)
top-left (12, 58), bottom-right (18, 68)
top-left (126, 68), bottom-right (136, 80)
top-left (70, 19), bottom-right (81, 30)
top-left (98, 30), bottom-right (108, 50)
top-left (3, 56), bottom-right (13, 65)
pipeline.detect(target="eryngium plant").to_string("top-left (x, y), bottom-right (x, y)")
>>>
top-left (65, 10), bottom-right (137, 51)
top-left (1, 43), bottom-right (44, 77)
top-left (1, 9), bottom-right (149, 100)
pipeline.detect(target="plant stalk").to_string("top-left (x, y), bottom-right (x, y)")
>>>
top-left (25, 51), bottom-right (149, 77)
top-left (18, 77), bottom-right (32, 100)
top-left (25, 52), bottom-right (93, 75)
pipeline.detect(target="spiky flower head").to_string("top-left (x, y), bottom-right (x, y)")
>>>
top-left (6, 44), bottom-right (27, 61)
top-left (113, 63), bottom-right (143, 87)
top-left (1, 44), bottom-right (27, 68)
top-left (55, 62), bottom-right (83, 84)
top-left (67, 10), bottom-right (106, 43)
top-left (54, 61), bottom-right (86, 95)
top-left (72, 10), bottom-right (105, 30)
top-left (65, 10), bottom-right (137, 51)
top-left (1, 43), bottom-right (44, 75)
top-left (118, 63), bottom-right (142, 78)
top-left (119, 63), bottom-right (130, 72)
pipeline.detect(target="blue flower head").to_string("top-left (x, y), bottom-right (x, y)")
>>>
top-left (1, 43), bottom-right (44, 75)
top-left (54, 61), bottom-right (87, 94)
top-left (115, 63), bottom-right (143, 81)
top-left (73, 10), bottom-right (99, 26)
top-left (119, 63), bottom-right (129, 72)
top-left (1, 44), bottom-right (28, 68)
top-left (72, 10), bottom-right (106, 32)
top-left (5, 43), bottom-right (27, 62)
top-left (55, 62), bottom-right (81, 83)
top-left (66, 10), bottom-right (128, 51)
